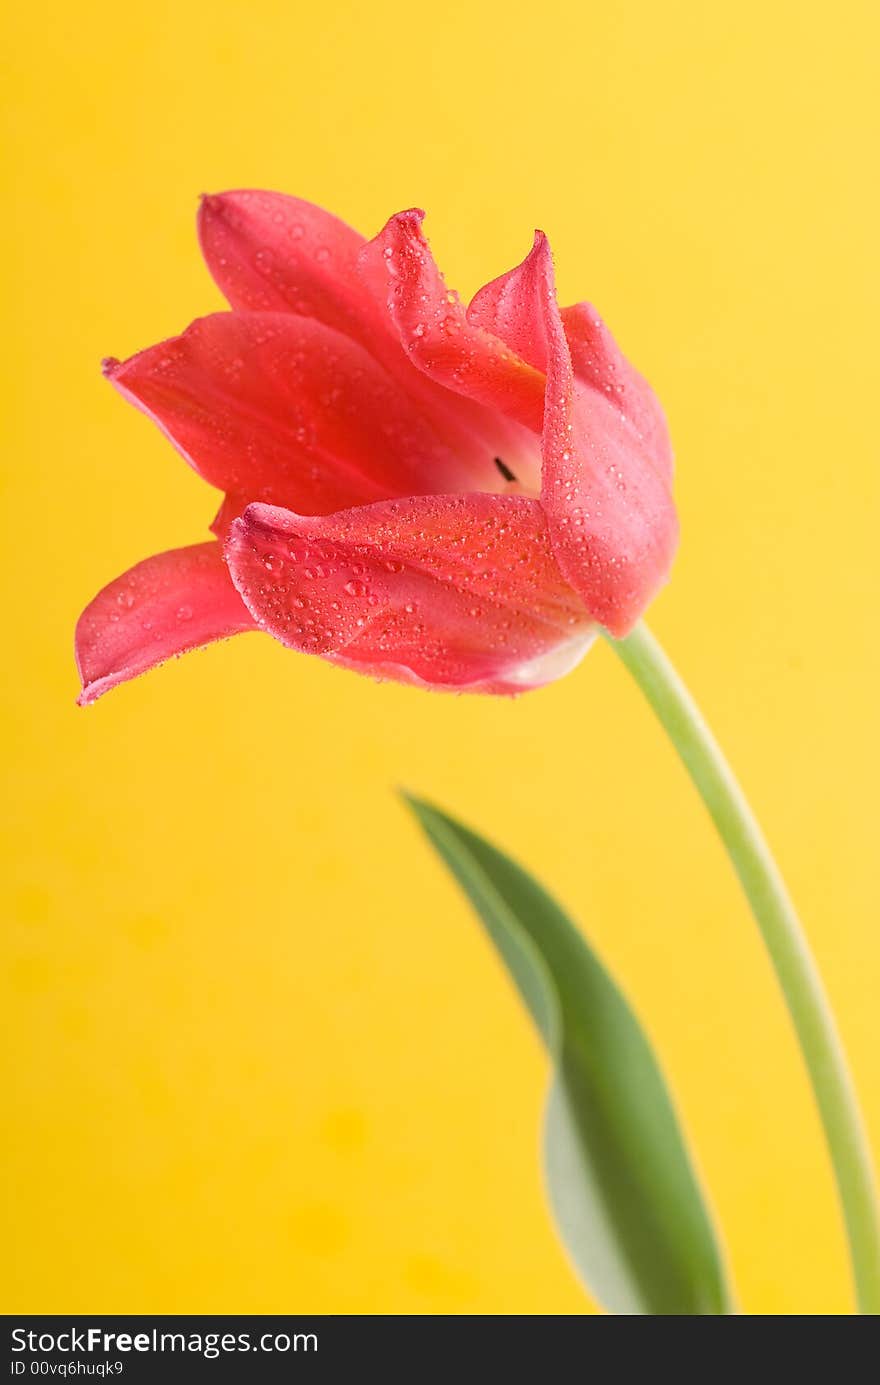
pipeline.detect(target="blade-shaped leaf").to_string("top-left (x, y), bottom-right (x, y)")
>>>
top-left (404, 795), bottom-right (733, 1316)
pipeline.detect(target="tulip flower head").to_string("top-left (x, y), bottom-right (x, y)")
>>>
top-left (76, 192), bottom-right (677, 702)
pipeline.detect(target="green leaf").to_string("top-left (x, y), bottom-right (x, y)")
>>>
top-left (403, 795), bottom-right (733, 1316)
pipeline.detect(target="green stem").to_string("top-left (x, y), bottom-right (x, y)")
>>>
top-left (607, 620), bottom-right (880, 1314)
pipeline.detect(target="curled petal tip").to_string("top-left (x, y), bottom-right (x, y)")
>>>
top-left (76, 680), bottom-right (104, 707)
top-left (224, 512), bottom-right (247, 547)
top-left (387, 207), bottom-right (426, 236)
top-left (101, 357), bottom-right (120, 378)
top-left (529, 231), bottom-right (554, 269)
top-left (198, 191), bottom-right (226, 216)
top-left (197, 192), bottom-right (243, 236)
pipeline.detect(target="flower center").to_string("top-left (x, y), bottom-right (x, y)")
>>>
top-left (493, 456), bottom-right (518, 483)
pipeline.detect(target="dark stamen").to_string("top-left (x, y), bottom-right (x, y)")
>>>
top-left (494, 456), bottom-right (517, 483)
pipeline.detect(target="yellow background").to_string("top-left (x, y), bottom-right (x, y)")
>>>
top-left (3, 0), bottom-right (878, 1315)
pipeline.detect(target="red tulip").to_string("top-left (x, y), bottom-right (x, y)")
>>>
top-left (76, 191), bottom-right (677, 703)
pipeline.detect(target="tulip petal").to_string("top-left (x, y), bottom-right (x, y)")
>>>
top-left (562, 303), bottom-right (673, 482)
top-left (467, 235), bottom-right (677, 626)
top-left (104, 312), bottom-right (488, 515)
top-left (481, 236), bottom-right (679, 634)
top-left (198, 190), bottom-right (385, 343)
top-left (468, 237), bottom-right (672, 483)
top-left (467, 231), bottom-right (552, 372)
top-left (360, 210), bottom-right (546, 434)
top-left (225, 494), bottom-right (594, 693)
top-left (542, 363), bottom-right (678, 633)
top-left (75, 542), bottom-right (256, 705)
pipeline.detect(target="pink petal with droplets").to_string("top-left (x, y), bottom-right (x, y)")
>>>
top-left (104, 312), bottom-right (490, 515)
top-left (75, 542), bottom-right (257, 705)
top-left (562, 302), bottom-right (673, 482)
top-left (360, 209), bottom-right (546, 436)
top-left (469, 236), bottom-right (671, 483)
top-left (474, 232), bottom-right (677, 633)
top-left (198, 189), bottom-right (386, 343)
top-left (467, 231), bottom-right (552, 372)
top-left (225, 493), bottom-right (594, 693)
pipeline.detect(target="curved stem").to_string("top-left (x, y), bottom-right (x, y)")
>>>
top-left (606, 621), bottom-right (880, 1314)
